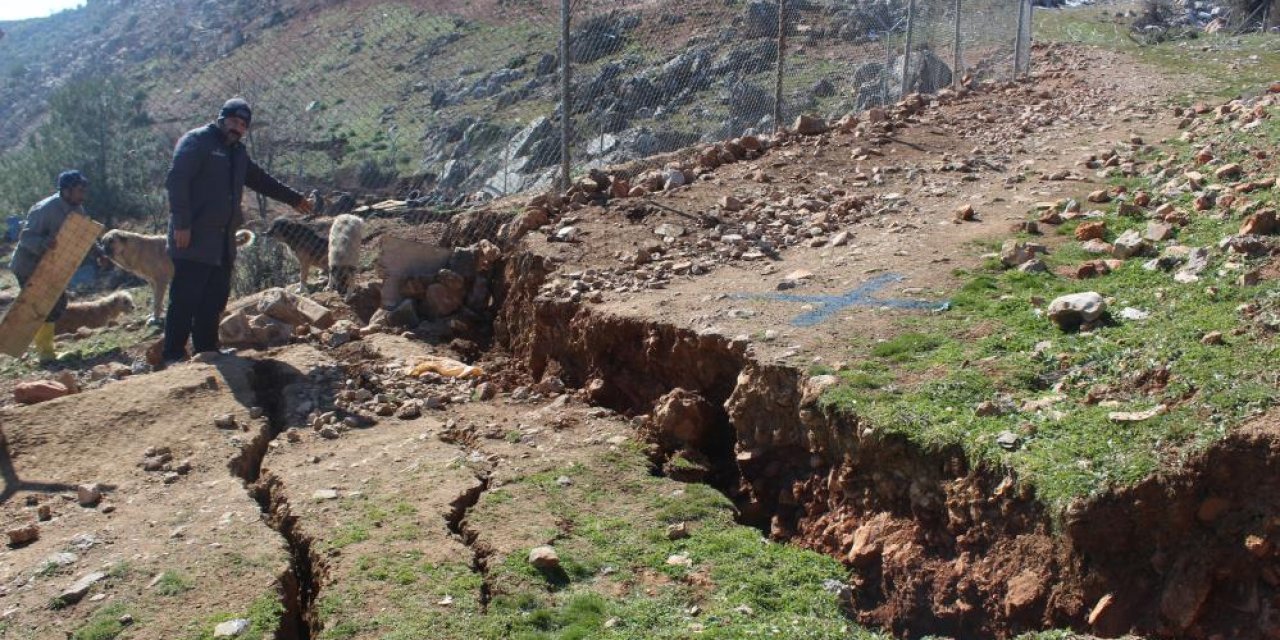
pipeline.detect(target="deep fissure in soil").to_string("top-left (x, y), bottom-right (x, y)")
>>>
top-left (446, 472), bottom-right (495, 610)
top-left (225, 359), bottom-right (325, 640)
top-left (490, 249), bottom-right (1280, 638)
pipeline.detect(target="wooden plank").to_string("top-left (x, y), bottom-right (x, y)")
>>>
top-left (0, 212), bottom-right (104, 357)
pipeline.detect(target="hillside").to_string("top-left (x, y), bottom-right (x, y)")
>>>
top-left (0, 0), bottom-right (1021, 206)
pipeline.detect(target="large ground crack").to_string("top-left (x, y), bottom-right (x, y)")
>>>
top-left (446, 471), bottom-right (494, 611)
top-left (226, 359), bottom-right (326, 640)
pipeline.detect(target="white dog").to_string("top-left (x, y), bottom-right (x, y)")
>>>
top-left (326, 214), bottom-right (365, 295)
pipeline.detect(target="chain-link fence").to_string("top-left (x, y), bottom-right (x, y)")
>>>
top-left (0, 0), bottom-right (1032, 339)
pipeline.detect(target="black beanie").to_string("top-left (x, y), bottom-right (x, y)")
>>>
top-left (219, 98), bottom-right (252, 125)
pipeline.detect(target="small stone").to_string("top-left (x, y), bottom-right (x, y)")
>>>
top-left (1017, 259), bottom-right (1047, 273)
top-left (719, 196), bottom-right (744, 211)
top-left (1215, 163), bottom-right (1242, 180)
top-left (77, 484), bottom-right (102, 507)
top-left (1112, 229), bottom-right (1149, 259)
top-left (13, 380), bottom-right (71, 405)
top-left (214, 414), bottom-right (238, 430)
top-left (974, 401), bottom-right (1001, 417)
top-left (654, 223), bottom-right (685, 238)
top-left (313, 489), bottom-right (339, 501)
top-left (1145, 222), bottom-right (1174, 242)
top-left (318, 426), bottom-right (340, 440)
top-left (475, 383), bottom-right (498, 401)
top-left (555, 226), bottom-right (578, 242)
top-left (996, 431), bottom-right (1021, 451)
top-left (37, 504), bottom-right (52, 521)
top-left (1119, 307), bottom-right (1150, 321)
top-left (57, 571), bottom-right (106, 605)
top-left (1241, 210), bottom-right (1276, 236)
top-left (528, 546), bottom-right (560, 570)
top-left (1074, 221), bottom-right (1106, 241)
top-left (1200, 331), bottom-right (1224, 346)
top-left (6, 524), bottom-right (38, 547)
top-left (793, 114), bottom-right (827, 135)
top-left (213, 618), bottom-right (251, 637)
top-left (1086, 189), bottom-right (1111, 204)
top-left (667, 522), bottom-right (690, 540)
top-left (1047, 292), bottom-right (1107, 331)
top-left (396, 402), bottom-right (422, 420)
top-left (999, 239), bottom-right (1046, 268)
top-left (954, 204), bottom-right (976, 221)
top-left (666, 553), bottom-right (693, 567)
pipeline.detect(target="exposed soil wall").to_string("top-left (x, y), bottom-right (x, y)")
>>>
top-left (492, 248), bottom-right (1280, 639)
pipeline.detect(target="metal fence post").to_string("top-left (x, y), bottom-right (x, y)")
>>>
top-left (901, 0), bottom-right (916, 99)
top-left (773, 0), bottom-right (786, 133)
top-left (1025, 0), bottom-right (1034, 78)
top-left (1013, 0), bottom-right (1026, 81)
top-left (559, 0), bottom-right (571, 192)
top-left (953, 0), bottom-right (962, 89)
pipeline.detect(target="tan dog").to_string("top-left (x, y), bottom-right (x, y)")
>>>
top-left (99, 228), bottom-right (254, 323)
top-left (55, 291), bottom-right (135, 334)
top-left (99, 230), bottom-right (172, 324)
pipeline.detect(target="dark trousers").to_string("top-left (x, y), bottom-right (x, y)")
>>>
top-left (162, 258), bottom-right (232, 361)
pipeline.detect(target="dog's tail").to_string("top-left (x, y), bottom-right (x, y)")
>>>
top-left (235, 229), bottom-right (257, 249)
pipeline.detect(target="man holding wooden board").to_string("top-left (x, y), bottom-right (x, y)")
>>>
top-left (7, 170), bottom-right (90, 363)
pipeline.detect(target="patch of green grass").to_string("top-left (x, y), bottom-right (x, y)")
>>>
top-left (472, 452), bottom-right (880, 639)
top-left (155, 570), bottom-right (195, 596)
top-left (823, 111), bottom-right (1280, 511)
top-left (71, 603), bottom-right (131, 640)
top-left (327, 522), bottom-right (371, 549)
top-left (869, 332), bottom-right (946, 360)
top-left (1035, 4), bottom-right (1280, 99)
top-left (184, 592), bottom-right (284, 640)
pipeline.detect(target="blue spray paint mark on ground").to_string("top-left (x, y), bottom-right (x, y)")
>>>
top-left (731, 273), bottom-right (949, 327)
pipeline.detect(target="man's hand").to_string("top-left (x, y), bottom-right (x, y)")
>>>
top-left (294, 198), bottom-right (314, 216)
top-left (174, 229), bottom-right (192, 249)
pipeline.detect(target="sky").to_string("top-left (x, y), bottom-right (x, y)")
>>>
top-left (0, 0), bottom-right (85, 22)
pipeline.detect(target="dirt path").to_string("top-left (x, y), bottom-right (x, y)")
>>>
top-left (522, 43), bottom-right (1183, 367)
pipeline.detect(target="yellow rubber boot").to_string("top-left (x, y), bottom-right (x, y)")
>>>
top-left (33, 323), bottom-right (56, 363)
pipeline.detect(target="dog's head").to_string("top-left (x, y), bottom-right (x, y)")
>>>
top-left (111, 291), bottom-right (136, 313)
top-left (98, 229), bottom-right (125, 259)
top-left (264, 217), bottom-right (292, 240)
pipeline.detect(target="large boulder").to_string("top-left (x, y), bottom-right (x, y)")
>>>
top-left (891, 48), bottom-right (953, 97)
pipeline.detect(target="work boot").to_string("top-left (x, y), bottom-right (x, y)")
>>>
top-left (32, 322), bottom-right (56, 363)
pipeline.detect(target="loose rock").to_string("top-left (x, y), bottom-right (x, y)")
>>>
top-left (1047, 292), bottom-right (1107, 331)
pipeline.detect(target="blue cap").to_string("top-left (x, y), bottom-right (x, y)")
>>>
top-left (219, 98), bottom-right (252, 125)
top-left (57, 170), bottom-right (87, 191)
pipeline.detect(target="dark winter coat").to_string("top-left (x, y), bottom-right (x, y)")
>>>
top-left (165, 123), bottom-right (302, 266)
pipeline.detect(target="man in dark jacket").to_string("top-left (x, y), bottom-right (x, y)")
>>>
top-left (161, 98), bottom-right (312, 364)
